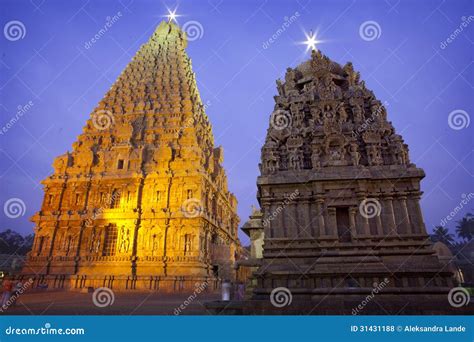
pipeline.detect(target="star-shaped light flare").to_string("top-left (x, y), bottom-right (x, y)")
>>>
top-left (302, 30), bottom-right (322, 52)
top-left (165, 8), bottom-right (181, 23)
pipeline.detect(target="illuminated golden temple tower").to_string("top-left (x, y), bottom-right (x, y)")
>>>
top-left (21, 21), bottom-right (241, 291)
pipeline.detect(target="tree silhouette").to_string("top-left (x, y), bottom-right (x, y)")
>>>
top-left (432, 226), bottom-right (455, 246)
top-left (0, 229), bottom-right (33, 255)
top-left (456, 212), bottom-right (473, 241)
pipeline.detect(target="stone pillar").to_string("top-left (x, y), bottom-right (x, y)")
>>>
top-left (383, 196), bottom-right (397, 236)
top-left (327, 207), bottom-right (337, 238)
top-left (375, 211), bottom-right (383, 236)
top-left (300, 200), bottom-right (312, 238)
top-left (265, 202), bottom-right (275, 238)
top-left (356, 192), bottom-right (371, 236)
top-left (410, 192), bottom-right (426, 235)
top-left (308, 200), bottom-right (318, 238)
top-left (316, 198), bottom-right (326, 237)
top-left (399, 195), bottom-right (412, 234)
top-left (280, 197), bottom-right (288, 238)
top-left (291, 202), bottom-right (299, 238)
top-left (349, 207), bottom-right (357, 238)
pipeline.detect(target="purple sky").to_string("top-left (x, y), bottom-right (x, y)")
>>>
top-left (0, 0), bottom-right (473, 245)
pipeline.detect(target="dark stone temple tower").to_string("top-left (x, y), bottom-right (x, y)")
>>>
top-left (249, 50), bottom-right (457, 313)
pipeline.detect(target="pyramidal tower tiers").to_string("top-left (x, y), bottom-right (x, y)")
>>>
top-left (21, 21), bottom-right (241, 291)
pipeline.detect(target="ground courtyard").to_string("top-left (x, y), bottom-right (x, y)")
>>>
top-left (3, 290), bottom-right (220, 315)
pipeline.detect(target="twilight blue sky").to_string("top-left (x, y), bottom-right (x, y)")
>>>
top-left (0, 0), bottom-right (473, 245)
